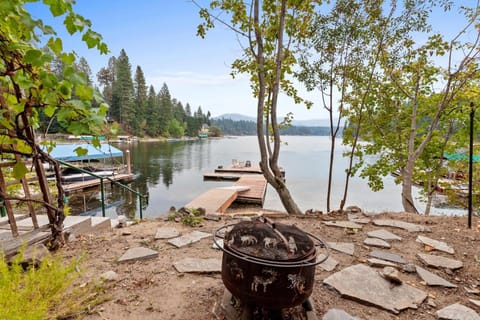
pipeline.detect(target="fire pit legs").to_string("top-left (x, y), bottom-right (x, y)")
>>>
top-left (215, 289), bottom-right (318, 320)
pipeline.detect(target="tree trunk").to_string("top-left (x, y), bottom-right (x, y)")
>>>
top-left (253, 0), bottom-right (302, 215)
top-left (401, 164), bottom-right (419, 213)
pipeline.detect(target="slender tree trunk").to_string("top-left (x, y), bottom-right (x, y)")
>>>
top-left (253, 0), bottom-right (301, 215)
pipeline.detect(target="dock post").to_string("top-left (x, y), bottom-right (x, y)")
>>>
top-left (126, 150), bottom-right (131, 174)
top-left (100, 178), bottom-right (106, 217)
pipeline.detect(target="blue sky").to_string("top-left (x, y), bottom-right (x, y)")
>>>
top-left (27, 1), bottom-right (477, 120)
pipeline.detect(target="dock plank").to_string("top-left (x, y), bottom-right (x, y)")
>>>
top-left (234, 175), bottom-right (267, 205)
top-left (184, 188), bottom-right (238, 215)
top-left (215, 165), bottom-right (262, 175)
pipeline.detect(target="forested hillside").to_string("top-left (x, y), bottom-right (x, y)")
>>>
top-left (211, 118), bottom-right (338, 136)
top-left (39, 49), bottom-right (212, 138)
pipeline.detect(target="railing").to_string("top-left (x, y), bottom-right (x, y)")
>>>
top-left (57, 160), bottom-right (147, 219)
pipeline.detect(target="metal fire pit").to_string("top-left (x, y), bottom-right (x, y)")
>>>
top-left (214, 217), bottom-right (329, 310)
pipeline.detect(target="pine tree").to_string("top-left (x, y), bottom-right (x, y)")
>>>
top-left (97, 56), bottom-right (116, 113)
top-left (111, 49), bottom-right (135, 130)
top-left (157, 83), bottom-right (173, 136)
top-left (134, 65), bottom-right (147, 136)
top-left (145, 85), bottom-right (160, 136)
top-left (76, 57), bottom-right (92, 86)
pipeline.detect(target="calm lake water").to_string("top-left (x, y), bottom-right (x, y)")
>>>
top-left (67, 136), bottom-right (466, 218)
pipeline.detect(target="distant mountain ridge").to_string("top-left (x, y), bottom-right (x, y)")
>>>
top-left (214, 113), bottom-right (339, 127)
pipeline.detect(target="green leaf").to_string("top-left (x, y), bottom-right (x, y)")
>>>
top-left (47, 37), bottom-right (63, 54)
top-left (44, 104), bottom-right (57, 117)
top-left (24, 49), bottom-right (44, 66)
top-left (60, 52), bottom-right (75, 64)
top-left (13, 162), bottom-right (28, 180)
top-left (74, 84), bottom-right (93, 100)
top-left (73, 146), bottom-right (88, 157)
top-left (64, 66), bottom-right (86, 85)
top-left (58, 82), bottom-right (72, 98)
top-left (68, 121), bottom-right (89, 135)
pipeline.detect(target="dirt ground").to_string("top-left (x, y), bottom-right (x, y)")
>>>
top-left (61, 208), bottom-right (480, 320)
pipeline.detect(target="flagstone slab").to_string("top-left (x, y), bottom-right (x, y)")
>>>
top-left (367, 258), bottom-right (398, 268)
top-left (118, 247), bottom-right (159, 263)
top-left (323, 264), bottom-right (427, 314)
top-left (436, 303), bottom-right (480, 320)
top-left (323, 221), bottom-right (363, 230)
top-left (470, 300), bottom-right (480, 308)
top-left (417, 253), bottom-right (463, 270)
top-left (317, 253), bottom-right (339, 272)
top-left (347, 214), bottom-right (371, 225)
top-left (364, 237), bottom-right (391, 249)
top-left (367, 229), bottom-right (402, 241)
top-left (323, 308), bottom-right (360, 320)
top-left (168, 230), bottom-right (212, 248)
top-left (373, 219), bottom-right (431, 232)
top-left (369, 250), bottom-right (407, 264)
top-left (416, 235), bottom-right (454, 254)
top-left (173, 258), bottom-right (221, 273)
top-left (155, 227), bottom-right (180, 239)
top-left (415, 266), bottom-right (457, 288)
top-left (327, 242), bottom-right (355, 256)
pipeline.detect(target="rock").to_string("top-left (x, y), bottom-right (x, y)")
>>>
top-left (367, 229), bottom-right (402, 241)
top-left (323, 221), bottom-right (363, 230)
top-left (465, 287), bottom-right (480, 294)
top-left (345, 205), bottom-right (362, 213)
top-left (154, 227), bottom-right (180, 239)
top-left (323, 264), bottom-right (427, 314)
top-left (347, 214), bottom-right (371, 224)
top-left (173, 258), bottom-right (221, 273)
top-left (323, 308), bottom-right (360, 320)
top-left (117, 215), bottom-right (127, 227)
top-left (373, 219), bottom-right (430, 232)
top-left (118, 247), bottom-right (159, 263)
top-left (402, 263), bottom-right (417, 273)
top-left (417, 253), bottom-right (463, 270)
top-left (363, 237), bottom-right (391, 249)
top-left (415, 266), bottom-right (457, 288)
top-left (168, 230), bottom-right (212, 248)
top-left (317, 253), bottom-right (339, 272)
top-left (380, 266), bottom-right (402, 285)
top-left (416, 235), bottom-right (454, 254)
top-left (100, 270), bottom-right (119, 281)
top-left (369, 250), bottom-right (407, 264)
top-left (436, 303), bottom-right (480, 320)
top-left (13, 243), bottom-right (50, 266)
top-left (212, 239), bottom-right (224, 250)
top-left (327, 242), bottom-right (355, 256)
top-left (470, 299), bottom-right (480, 307)
top-left (427, 299), bottom-right (437, 308)
top-left (367, 258), bottom-right (398, 268)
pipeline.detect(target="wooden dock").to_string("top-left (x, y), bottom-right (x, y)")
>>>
top-left (185, 174), bottom-right (268, 214)
top-left (63, 173), bottom-right (134, 193)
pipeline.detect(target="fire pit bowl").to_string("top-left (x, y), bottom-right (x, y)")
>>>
top-left (213, 217), bottom-right (329, 310)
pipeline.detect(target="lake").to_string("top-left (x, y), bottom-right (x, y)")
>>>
top-left (67, 136), bottom-right (466, 218)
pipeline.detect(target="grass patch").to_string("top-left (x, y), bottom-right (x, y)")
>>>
top-left (0, 249), bottom-right (106, 319)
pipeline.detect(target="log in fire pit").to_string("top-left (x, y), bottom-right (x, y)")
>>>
top-left (214, 217), bottom-right (328, 317)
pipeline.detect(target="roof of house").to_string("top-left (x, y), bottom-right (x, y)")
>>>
top-left (45, 143), bottom-right (123, 161)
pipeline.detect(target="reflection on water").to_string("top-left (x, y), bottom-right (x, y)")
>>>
top-left (66, 136), bottom-right (467, 218)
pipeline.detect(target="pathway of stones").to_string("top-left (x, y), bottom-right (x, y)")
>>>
top-left (74, 209), bottom-right (480, 320)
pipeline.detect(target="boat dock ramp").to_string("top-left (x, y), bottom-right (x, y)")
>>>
top-left (185, 165), bottom-right (274, 215)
